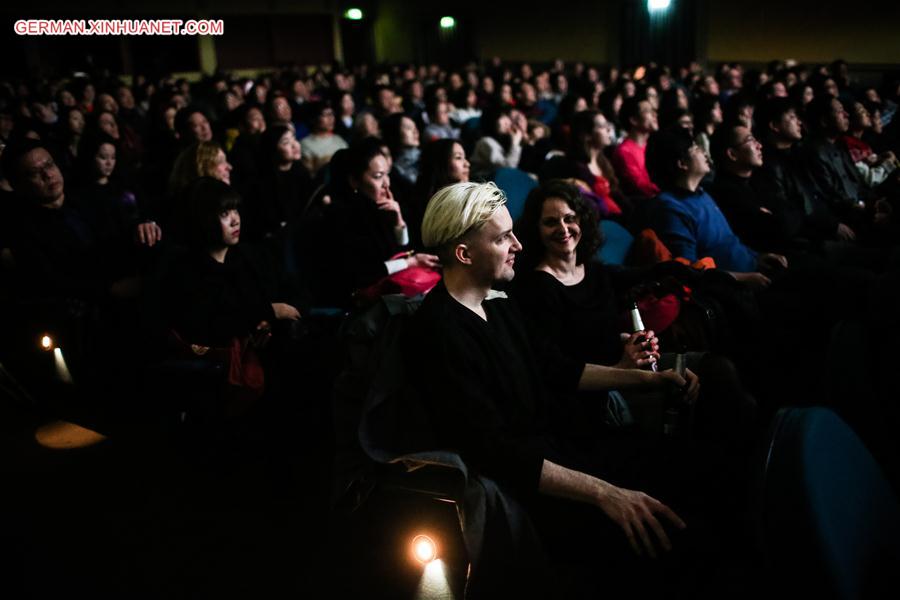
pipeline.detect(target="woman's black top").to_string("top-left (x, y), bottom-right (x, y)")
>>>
top-left (514, 262), bottom-right (625, 374)
top-left (162, 244), bottom-right (277, 347)
top-left (253, 162), bottom-right (313, 239)
top-left (315, 191), bottom-right (405, 306)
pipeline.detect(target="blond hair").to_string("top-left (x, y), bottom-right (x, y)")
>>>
top-left (169, 141), bottom-right (223, 195)
top-left (421, 182), bottom-right (507, 255)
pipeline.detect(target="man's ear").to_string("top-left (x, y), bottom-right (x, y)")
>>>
top-left (676, 158), bottom-right (690, 173)
top-left (768, 120), bottom-right (780, 136)
top-left (454, 243), bottom-right (473, 265)
top-left (725, 146), bottom-right (738, 163)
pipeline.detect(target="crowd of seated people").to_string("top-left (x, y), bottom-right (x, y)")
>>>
top-left (2, 55), bottom-right (900, 595)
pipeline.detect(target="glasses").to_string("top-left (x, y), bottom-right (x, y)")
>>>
top-left (27, 158), bottom-right (57, 179)
top-left (731, 135), bottom-right (757, 148)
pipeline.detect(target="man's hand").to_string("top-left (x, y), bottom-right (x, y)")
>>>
top-left (729, 271), bottom-right (772, 290)
top-left (758, 252), bottom-right (788, 271)
top-left (595, 482), bottom-right (687, 558)
top-left (836, 223), bottom-right (857, 241)
top-left (135, 221), bottom-right (162, 247)
top-left (271, 302), bottom-right (301, 320)
top-left (654, 368), bottom-right (699, 402)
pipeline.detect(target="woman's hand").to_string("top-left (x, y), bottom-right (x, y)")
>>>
top-left (594, 482), bottom-right (687, 558)
top-left (406, 253), bottom-right (441, 269)
top-left (252, 320), bottom-right (272, 348)
top-left (135, 221), bottom-right (162, 247)
top-left (617, 330), bottom-right (660, 370)
top-left (376, 186), bottom-right (405, 227)
top-left (271, 302), bottom-right (301, 321)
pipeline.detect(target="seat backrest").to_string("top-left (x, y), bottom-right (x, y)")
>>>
top-left (760, 407), bottom-right (900, 598)
top-left (492, 167), bottom-right (538, 222)
top-left (595, 220), bottom-right (635, 265)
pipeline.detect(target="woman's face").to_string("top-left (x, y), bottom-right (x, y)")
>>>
top-left (539, 197), bottom-right (581, 257)
top-left (645, 86), bottom-right (659, 109)
top-left (316, 107), bottom-right (336, 133)
top-left (59, 90), bottom-right (76, 107)
top-left (164, 107), bottom-right (177, 132)
top-left (68, 109), bottom-right (85, 135)
top-left (448, 143), bottom-right (470, 183)
top-left (496, 114), bottom-right (512, 135)
top-left (225, 92), bottom-right (241, 112)
top-left (212, 149), bottom-right (232, 184)
top-left (94, 142), bottom-right (116, 179)
top-left (362, 113), bottom-right (380, 137)
top-left (219, 208), bottom-right (241, 246)
top-left (357, 154), bottom-right (391, 204)
top-left (246, 107), bottom-right (266, 134)
top-left (379, 145), bottom-right (393, 173)
top-left (97, 93), bottom-right (118, 114)
top-left (434, 102), bottom-right (450, 125)
top-left (98, 112), bottom-right (119, 139)
top-left (851, 103), bottom-right (872, 130)
top-left (399, 116), bottom-right (419, 147)
top-left (802, 86), bottom-right (815, 105)
top-left (340, 94), bottom-right (355, 117)
top-left (592, 113), bottom-right (613, 148)
top-left (277, 130), bottom-right (302, 163)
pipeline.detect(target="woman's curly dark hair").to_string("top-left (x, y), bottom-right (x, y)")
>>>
top-left (514, 178), bottom-right (603, 272)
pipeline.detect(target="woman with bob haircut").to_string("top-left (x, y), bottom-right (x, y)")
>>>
top-left (162, 177), bottom-right (301, 348)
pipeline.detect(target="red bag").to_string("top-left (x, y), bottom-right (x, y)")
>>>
top-left (354, 252), bottom-right (442, 306)
top-left (635, 293), bottom-right (681, 334)
top-left (168, 330), bottom-right (265, 415)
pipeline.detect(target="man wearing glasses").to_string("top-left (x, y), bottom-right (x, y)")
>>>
top-left (646, 127), bottom-right (788, 290)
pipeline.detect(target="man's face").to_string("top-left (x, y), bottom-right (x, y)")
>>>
top-left (774, 109), bottom-right (803, 142)
top-left (681, 143), bottom-right (710, 179)
top-left (462, 206), bottom-right (522, 284)
top-left (188, 112), bottom-right (213, 142)
top-left (829, 98), bottom-right (849, 134)
top-left (729, 126), bottom-right (763, 169)
top-left (18, 148), bottom-right (64, 205)
top-left (116, 87), bottom-right (135, 110)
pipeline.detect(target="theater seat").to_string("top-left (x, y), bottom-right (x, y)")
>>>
top-left (493, 167), bottom-right (538, 221)
top-left (758, 407), bottom-right (900, 598)
top-left (595, 220), bottom-right (634, 265)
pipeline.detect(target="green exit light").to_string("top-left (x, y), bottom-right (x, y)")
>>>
top-left (344, 8), bottom-right (363, 20)
top-left (440, 16), bottom-right (456, 29)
